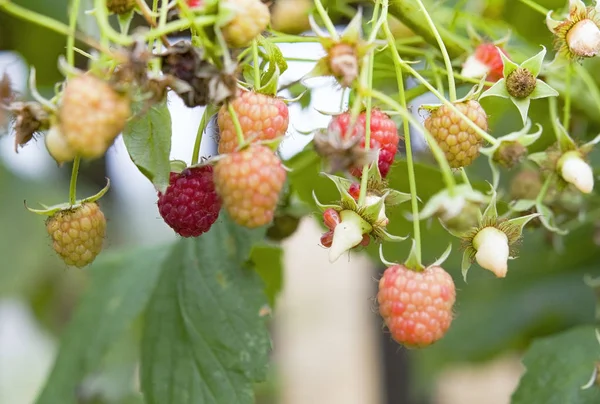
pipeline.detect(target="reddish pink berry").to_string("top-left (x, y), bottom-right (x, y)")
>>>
top-left (320, 230), bottom-right (333, 247)
top-left (378, 264), bottom-right (456, 348)
top-left (218, 91), bottom-right (289, 154)
top-left (474, 43), bottom-right (508, 82)
top-left (348, 183), bottom-right (360, 200)
top-left (328, 109), bottom-right (399, 178)
top-left (323, 208), bottom-right (341, 230)
top-left (158, 166), bottom-right (221, 237)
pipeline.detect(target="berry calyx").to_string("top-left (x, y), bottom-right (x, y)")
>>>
top-left (214, 145), bottom-right (286, 228)
top-left (106, 0), bottom-right (136, 14)
top-left (221, 0), bottom-right (270, 48)
top-left (217, 91), bottom-right (289, 154)
top-left (158, 166), bottom-right (222, 237)
top-left (327, 109), bottom-right (399, 178)
top-left (425, 100), bottom-right (488, 168)
top-left (378, 264), bottom-right (456, 348)
top-left (46, 202), bottom-right (106, 268)
top-left (59, 74), bottom-right (131, 159)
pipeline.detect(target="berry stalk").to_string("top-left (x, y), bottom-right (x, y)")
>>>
top-left (536, 173), bottom-right (554, 204)
top-left (414, 0), bottom-right (457, 102)
top-left (191, 107), bottom-right (211, 165)
top-left (563, 62), bottom-right (572, 129)
top-left (313, 0), bottom-right (339, 40)
top-left (383, 14), bottom-right (422, 264)
top-left (357, 52), bottom-right (374, 207)
top-left (227, 103), bottom-right (245, 146)
top-left (252, 39), bottom-right (261, 88)
top-left (69, 157), bottom-right (81, 206)
top-left (66, 0), bottom-right (81, 69)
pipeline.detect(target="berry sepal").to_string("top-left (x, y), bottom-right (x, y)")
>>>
top-left (480, 119), bottom-right (543, 188)
top-left (25, 179), bottom-right (111, 217)
top-left (480, 46), bottom-right (559, 124)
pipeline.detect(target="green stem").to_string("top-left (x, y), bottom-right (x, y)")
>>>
top-left (94, 0), bottom-right (134, 45)
top-left (155, 0), bottom-right (170, 53)
top-left (67, 0), bottom-right (80, 69)
top-left (357, 53), bottom-right (375, 207)
top-left (252, 40), bottom-right (261, 88)
top-left (313, 0), bottom-right (339, 40)
top-left (227, 103), bottom-right (245, 146)
top-left (69, 157), bottom-right (81, 205)
top-left (191, 107), bottom-right (210, 165)
top-left (414, 0), bottom-right (456, 101)
top-left (0, 1), bottom-right (74, 38)
top-left (536, 173), bottom-right (553, 204)
top-left (549, 96), bottom-right (562, 142)
top-left (383, 13), bottom-right (422, 263)
top-left (387, 0), bottom-right (467, 58)
top-left (517, 0), bottom-right (549, 15)
top-left (460, 168), bottom-right (472, 189)
top-left (264, 35), bottom-right (322, 43)
top-left (563, 63), bottom-right (572, 130)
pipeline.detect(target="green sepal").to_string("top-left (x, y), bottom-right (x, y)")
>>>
top-left (500, 49), bottom-right (520, 78)
top-left (581, 133), bottom-right (600, 154)
top-left (312, 190), bottom-right (338, 211)
top-left (430, 243), bottom-right (453, 268)
top-left (26, 178), bottom-right (111, 216)
top-left (339, 8), bottom-right (363, 44)
top-left (439, 218), bottom-right (472, 238)
top-left (511, 97), bottom-right (531, 126)
top-left (528, 151), bottom-right (549, 166)
top-left (481, 186), bottom-right (498, 222)
top-left (376, 227), bottom-right (408, 242)
top-left (530, 79), bottom-right (559, 99)
top-left (480, 79), bottom-right (510, 100)
top-left (521, 46), bottom-right (547, 77)
top-left (536, 202), bottom-right (569, 235)
top-left (502, 213), bottom-right (541, 244)
top-left (169, 160), bottom-right (188, 174)
top-left (553, 119), bottom-right (577, 151)
top-left (510, 199), bottom-right (536, 212)
top-left (461, 250), bottom-right (472, 283)
top-left (385, 189), bottom-right (412, 206)
top-left (379, 244), bottom-right (396, 267)
top-left (404, 239), bottom-right (424, 271)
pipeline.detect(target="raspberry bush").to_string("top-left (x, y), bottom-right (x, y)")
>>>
top-left (2, 0), bottom-right (600, 402)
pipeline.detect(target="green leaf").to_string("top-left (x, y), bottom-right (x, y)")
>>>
top-left (250, 243), bottom-right (284, 307)
top-left (512, 326), bottom-right (600, 404)
top-left (35, 245), bottom-right (171, 404)
top-left (140, 214), bottom-right (271, 404)
top-left (123, 101), bottom-right (172, 194)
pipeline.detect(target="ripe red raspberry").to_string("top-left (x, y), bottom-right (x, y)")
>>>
top-left (348, 183), bottom-right (360, 200)
top-left (424, 100), bottom-right (488, 168)
top-left (46, 202), bottom-right (106, 268)
top-left (222, 0), bottom-right (270, 47)
top-left (107, 0), bottom-right (136, 14)
top-left (59, 75), bottom-right (131, 159)
top-left (378, 264), bottom-right (455, 347)
top-left (158, 166), bottom-right (222, 237)
top-left (328, 109), bottom-right (399, 178)
top-left (214, 145), bottom-right (286, 228)
top-left (218, 91), bottom-right (289, 154)
top-left (320, 230), bottom-right (333, 247)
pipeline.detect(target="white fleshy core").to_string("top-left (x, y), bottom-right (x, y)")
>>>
top-left (328, 210), bottom-right (371, 263)
top-left (567, 19), bottom-right (600, 57)
top-left (473, 227), bottom-right (509, 278)
top-left (560, 153), bottom-right (594, 193)
top-left (365, 195), bottom-right (388, 225)
top-left (460, 55), bottom-right (490, 79)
